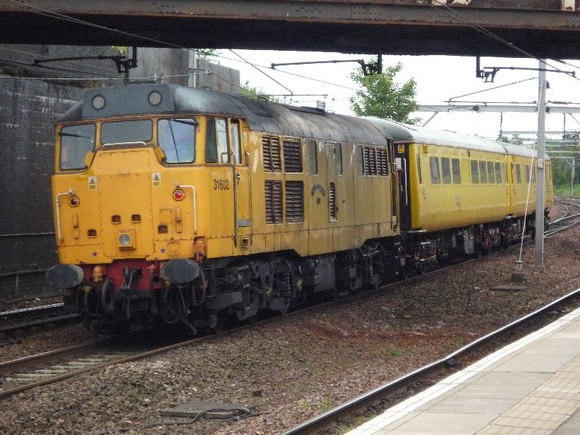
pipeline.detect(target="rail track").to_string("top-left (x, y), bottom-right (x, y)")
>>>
top-left (545, 198), bottom-right (580, 238)
top-left (279, 198), bottom-right (580, 433)
top-left (1, 198), bottom-right (576, 411)
top-left (0, 251), bottom-right (479, 403)
top-left (283, 287), bottom-right (580, 435)
top-left (0, 303), bottom-right (80, 336)
top-left (0, 331), bottom-right (211, 400)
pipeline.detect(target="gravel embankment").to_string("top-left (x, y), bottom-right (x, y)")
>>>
top-left (2, 205), bottom-right (579, 434)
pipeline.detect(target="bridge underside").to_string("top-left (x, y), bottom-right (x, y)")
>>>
top-left (1, 1), bottom-right (580, 58)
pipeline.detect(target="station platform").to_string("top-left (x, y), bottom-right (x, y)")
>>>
top-left (349, 306), bottom-right (580, 435)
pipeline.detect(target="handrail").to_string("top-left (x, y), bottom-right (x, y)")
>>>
top-left (55, 189), bottom-right (74, 242)
top-left (176, 184), bottom-right (197, 233)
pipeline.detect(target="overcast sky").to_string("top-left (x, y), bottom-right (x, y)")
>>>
top-left (214, 50), bottom-right (580, 140)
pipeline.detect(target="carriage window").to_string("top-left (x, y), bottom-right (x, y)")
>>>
top-left (471, 160), bottom-right (479, 184)
top-left (479, 161), bottom-right (487, 183)
top-left (487, 161), bottom-right (495, 183)
top-left (417, 156), bottom-right (423, 184)
top-left (452, 158), bottom-right (461, 184)
top-left (495, 162), bottom-right (502, 183)
top-left (430, 156), bottom-right (441, 184)
top-left (231, 121), bottom-right (242, 165)
top-left (516, 164), bottom-right (522, 183)
top-left (441, 157), bottom-right (451, 184)
top-left (525, 165), bottom-right (531, 183)
top-left (102, 120), bottom-right (152, 144)
top-left (158, 118), bottom-right (196, 163)
top-left (205, 118), bottom-right (229, 163)
top-left (59, 124), bottom-right (96, 170)
top-left (309, 140), bottom-right (318, 174)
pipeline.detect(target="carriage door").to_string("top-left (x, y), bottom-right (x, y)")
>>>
top-left (230, 120), bottom-right (251, 250)
top-left (207, 118), bottom-right (250, 252)
top-left (508, 156), bottom-right (516, 216)
top-left (394, 143), bottom-right (412, 229)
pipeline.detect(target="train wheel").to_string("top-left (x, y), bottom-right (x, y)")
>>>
top-left (417, 262), bottom-right (426, 275)
top-left (270, 257), bottom-right (293, 315)
top-left (399, 266), bottom-right (408, 281)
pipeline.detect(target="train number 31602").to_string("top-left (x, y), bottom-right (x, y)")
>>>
top-left (213, 179), bottom-right (230, 190)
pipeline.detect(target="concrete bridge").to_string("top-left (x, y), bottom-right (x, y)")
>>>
top-left (1, 1), bottom-right (580, 58)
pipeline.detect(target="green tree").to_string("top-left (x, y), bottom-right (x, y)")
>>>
top-left (197, 49), bottom-right (219, 59)
top-left (239, 81), bottom-right (280, 103)
top-left (349, 60), bottom-right (419, 124)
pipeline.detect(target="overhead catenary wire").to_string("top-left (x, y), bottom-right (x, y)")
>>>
top-left (431, 0), bottom-right (580, 85)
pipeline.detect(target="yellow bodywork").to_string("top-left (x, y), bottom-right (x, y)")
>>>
top-left (52, 116), bottom-right (399, 265)
top-left (406, 142), bottom-right (554, 232)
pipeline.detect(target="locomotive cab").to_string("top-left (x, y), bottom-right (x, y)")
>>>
top-left (47, 84), bottom-right (254, 332)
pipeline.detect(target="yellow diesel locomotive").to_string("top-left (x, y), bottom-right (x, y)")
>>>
top-left (46, 83), bottom-right (402, 332)
top-left (46, 83), bottom-right (552, 333)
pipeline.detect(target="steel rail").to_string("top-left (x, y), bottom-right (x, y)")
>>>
top-left (0, 313), bottom-right (81, 335)
top-left (283, 287), bottom-right (580, 435)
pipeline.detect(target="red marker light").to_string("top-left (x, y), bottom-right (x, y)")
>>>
top-left (173, 189), bottom-right (186, 201)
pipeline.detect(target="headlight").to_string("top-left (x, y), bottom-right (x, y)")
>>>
top-left (117, 231), bottom-right (135, 250)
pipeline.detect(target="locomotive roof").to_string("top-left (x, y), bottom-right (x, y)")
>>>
top-left (59, 83), bottom-right (547, 161)
top-left (366, 117), bottom-right (548, 160)
top-left (59, 83), bottom-right (392, 146)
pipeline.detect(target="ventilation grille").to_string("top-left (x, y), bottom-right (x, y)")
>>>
top-left (263, 135), bottom-right (281, 172)
top-left (285, 181), bottom-right (304, 223)
top-left (364, 147), bottom-right (377, 175)
top-left (265, 180), bottom-right (283, 224)
top-left (363, 146), bottom-right (389, 176)
top-left (378, 148), bottom-right (388, 175)
top-left (283, 139), bottom-right (303, 172)
top-left (329, 182), bottom-right (337, 221)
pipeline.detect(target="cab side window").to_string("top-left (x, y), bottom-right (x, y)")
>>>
top-left (206, 118), bottom-right (230, 163)
top-left (231, 120), bottom-right (242, 165)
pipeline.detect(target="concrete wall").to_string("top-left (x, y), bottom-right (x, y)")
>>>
top-left (134, 48), bottom-right (241, 94)
top-left (0, 45), bottom-right (121, 298)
